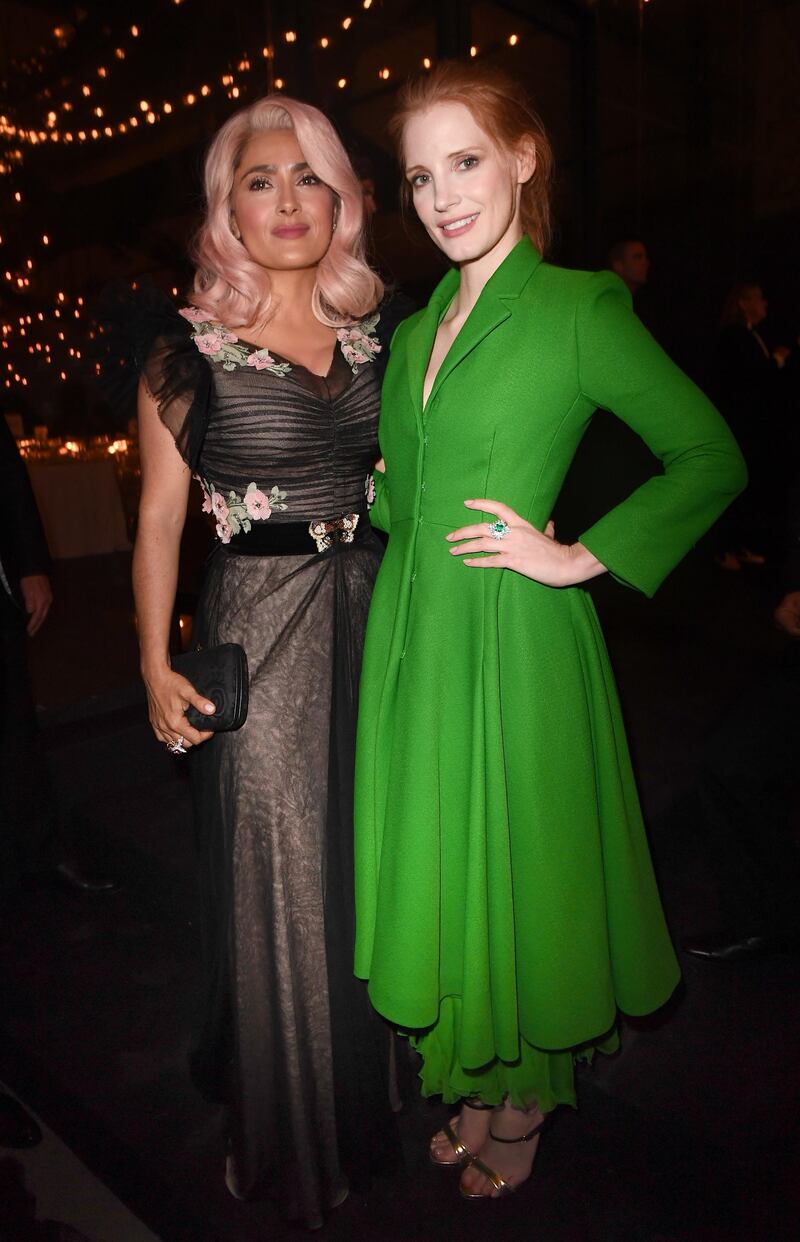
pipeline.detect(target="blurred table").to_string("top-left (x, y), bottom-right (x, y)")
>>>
top-left (26, 456), bottom-right (132, 559)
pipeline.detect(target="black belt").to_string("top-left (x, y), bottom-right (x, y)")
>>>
top-left (224, 511), bottom-right (369, 557)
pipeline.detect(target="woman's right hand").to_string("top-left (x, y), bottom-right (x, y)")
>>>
top-left (143, 667), bottom-right (217, 749)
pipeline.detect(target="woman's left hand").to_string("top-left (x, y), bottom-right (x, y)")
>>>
top-left (446, 498), bottom-right (606, 588)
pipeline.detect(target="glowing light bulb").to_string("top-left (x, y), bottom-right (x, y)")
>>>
top-left (337, 77), bottom-right (347, 88)
top-left (470, 45), bottom-right (478, 57)
top-left (320, 37), bottom-right (329, 49)
top-left (273, 79), bottom-right (284, 91)
top-left (379, 67), bottom-right (390, 80)
top-left (284, 31), bottom-right (297, 43)
top-left (342, 17), bottom-right (352, 30)
top-left (509, 34), bottom-right (519, 46)
top-left (422, 57), bottom-right (432, 69)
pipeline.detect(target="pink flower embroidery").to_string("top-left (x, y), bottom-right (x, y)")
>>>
top-left (211, 491), bottom-right (229, 521)
top-left (195, 333), bottom-right (224, 355)
top-left (246, 349), bottom-right (276, 371)
top-left (366, 474), bottom-right (376, 505)
top-left (201, 491), bottom-right (212, 515)
top-left (244, 488), bottom-right (271, 519)
top-left (179, 306), bottom-right (213, 323)
top-left (216, 520), bottom-right (232, 544)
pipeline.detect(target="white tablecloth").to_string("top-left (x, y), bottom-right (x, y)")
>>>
top-left (26, 458), bottom-right (132, 559)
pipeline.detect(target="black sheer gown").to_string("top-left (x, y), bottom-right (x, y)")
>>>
top-left (141, 302), bottom-right (404, 1228)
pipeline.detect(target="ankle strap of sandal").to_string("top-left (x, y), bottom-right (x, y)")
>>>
top-left (489, 1116), bottom-right (547, 1144)
top-left (461, 1096), bottom-right (495, 1111)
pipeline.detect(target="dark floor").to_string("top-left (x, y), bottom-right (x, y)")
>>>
top-left (2, 538), bottom-right (799, 1241)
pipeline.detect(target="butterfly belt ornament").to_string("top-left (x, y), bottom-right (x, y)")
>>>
top-left (308, 512), bottom-right (360, 553)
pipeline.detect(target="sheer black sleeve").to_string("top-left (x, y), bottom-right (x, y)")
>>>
top-left (92, 278), bottom-right (212, 470)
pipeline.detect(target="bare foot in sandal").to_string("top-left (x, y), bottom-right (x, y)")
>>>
top-left (459, 1101), bottom-right (548, 1197)
top-left (429, 1099), bottom-right (493, 1167)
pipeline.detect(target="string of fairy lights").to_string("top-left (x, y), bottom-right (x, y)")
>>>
top-left (1, 0), bottom-right (532, 172)
top-left (1, 1), bottom-right (654, 398)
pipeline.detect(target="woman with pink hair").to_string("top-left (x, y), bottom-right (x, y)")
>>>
top-left (130, 95), bottom-right (403, 1227)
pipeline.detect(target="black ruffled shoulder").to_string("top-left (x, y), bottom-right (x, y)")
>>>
top-left (91, 277), bottom-right (212, 470)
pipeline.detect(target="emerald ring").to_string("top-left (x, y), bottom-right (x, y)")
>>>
top-left (488, 519), bottom-right (510, 540)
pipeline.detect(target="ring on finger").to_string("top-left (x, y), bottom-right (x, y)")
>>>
top-left (487, 519), bottom-right (510, 540)
top-left (166, 735), bottom-right (188, 755)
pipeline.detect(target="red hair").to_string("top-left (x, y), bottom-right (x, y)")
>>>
top-left (390, 61), bottom-right (554, 255)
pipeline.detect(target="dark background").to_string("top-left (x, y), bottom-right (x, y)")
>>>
top-left (1, 0), bottom-right (798, 435)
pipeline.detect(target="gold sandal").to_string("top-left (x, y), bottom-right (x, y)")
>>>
top-left (430, 1097), bottom-right (494, 1168)
top-left (460, 1114), bottom-right (549, 1199)
top-left (430, 1119), bottom-right (478, 1168)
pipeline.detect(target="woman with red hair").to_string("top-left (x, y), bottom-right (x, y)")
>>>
top-left (132, 95), bottom-right (401, 1227)
top-left (354, 61), bottom-right (746, 1200)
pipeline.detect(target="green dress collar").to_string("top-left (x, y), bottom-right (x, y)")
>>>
top-left (407, 235), bottom-right (544, 416)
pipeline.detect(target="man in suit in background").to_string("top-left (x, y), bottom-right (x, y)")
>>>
top-left (0, 414), bottom-right (53, 1147)
top-left (0, 414), bottom-right (55, 891)
top-left (0, 417), bottom-right (118, 1146)
top-left (1, 416), bottom-right (121, 895)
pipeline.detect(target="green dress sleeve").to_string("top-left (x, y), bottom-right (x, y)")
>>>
top-left (369, 469), bottom-right (390, 533)
top-left (576, 272), bottom-right (747, 597)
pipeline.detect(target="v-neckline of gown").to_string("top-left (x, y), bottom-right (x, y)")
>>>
top-left (229, 330), bottom-right (339, 381)
top-left (422, 293), bottom-right (458, 414)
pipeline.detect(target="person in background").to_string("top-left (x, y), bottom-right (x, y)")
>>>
top-left (712, 282), bottom-right (790, 568)
top-left (608, 238), bottom-right (650, 298)
top-left (1, 417), bottom-right (115, 1149)
top-left (0, 417), bottom-right (117, 902)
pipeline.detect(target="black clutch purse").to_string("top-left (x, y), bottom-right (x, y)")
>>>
top-left (171, 642), bottom-right (249, 732)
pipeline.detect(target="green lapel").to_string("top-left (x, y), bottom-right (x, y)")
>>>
top-left (405, 235), bottom-right (543, 419)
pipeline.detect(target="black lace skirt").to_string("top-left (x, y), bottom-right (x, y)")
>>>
top-left (187, 530), bottom-right (400, 1227)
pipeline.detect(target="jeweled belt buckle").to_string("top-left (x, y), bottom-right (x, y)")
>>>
top-left (308, 512), bottom-right (360, 553)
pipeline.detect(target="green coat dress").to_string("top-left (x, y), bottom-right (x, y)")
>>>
top-left (353, 237), bottom-right (747, 1109)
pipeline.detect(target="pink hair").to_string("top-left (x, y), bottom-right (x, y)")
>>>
top-left (189, 96), bottom-right (383, 327)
